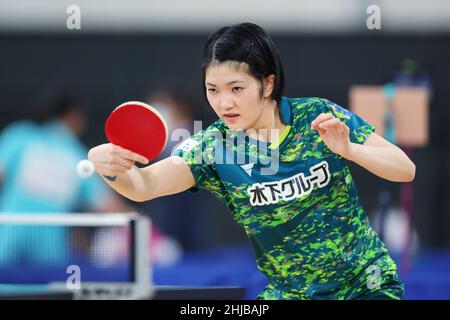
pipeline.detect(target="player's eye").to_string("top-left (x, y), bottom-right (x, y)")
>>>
top-left (232, 87), bottom-right (243, 93)
top-left (207, 88), bottom-right (217, 93)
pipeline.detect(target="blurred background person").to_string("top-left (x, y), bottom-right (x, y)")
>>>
top-left (0, 89), bottom-right (105, 266)
top-left (373, 58), bottom-right (432, 268)
top-left (0, 88), bottom-right (180, 267)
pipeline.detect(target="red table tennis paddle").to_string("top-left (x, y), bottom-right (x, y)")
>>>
top-left (105, 101), bottom-right (168, 162)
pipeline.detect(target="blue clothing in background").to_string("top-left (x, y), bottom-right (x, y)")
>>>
top-left (0, 120), bottom-right (108, 265)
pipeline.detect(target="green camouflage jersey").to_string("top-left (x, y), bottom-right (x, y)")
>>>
top-left (172, 97), bottom-right (404, 300)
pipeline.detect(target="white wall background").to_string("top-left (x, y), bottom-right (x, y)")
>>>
top-left (0, 0), bottom-right (449, 33)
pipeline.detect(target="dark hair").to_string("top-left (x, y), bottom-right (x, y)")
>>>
top-left (30, 89), bottom-right (85, 124)
top-left (201, 22), bottom-right (285, 104)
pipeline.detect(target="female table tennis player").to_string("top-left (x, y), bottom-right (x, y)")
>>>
top-left (88, 22), bottom-right (415, 300)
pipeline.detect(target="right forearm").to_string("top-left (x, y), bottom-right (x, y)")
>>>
top-left (99, 166), bottom-right (152, 202)
top-left (88, 143), bottom-right (153, 202)
top-left (88, 143), bottom-right (194, 202)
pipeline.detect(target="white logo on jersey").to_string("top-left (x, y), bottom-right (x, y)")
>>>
top-left (240, 163), bottom-right (254, 176)
top-left (247, 160), bottom-right (331, 206)
top-left (177, 138), bottom-right (199, 153)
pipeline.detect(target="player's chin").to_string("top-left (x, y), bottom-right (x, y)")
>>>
top-left (222, 116), bottom-right (244, 130)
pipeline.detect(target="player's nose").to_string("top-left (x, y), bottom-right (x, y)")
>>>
top-left (219, 98), bottom-right (236, 110)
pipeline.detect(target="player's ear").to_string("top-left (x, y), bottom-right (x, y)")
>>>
top-left (263, 74), bottom-right (275, 99)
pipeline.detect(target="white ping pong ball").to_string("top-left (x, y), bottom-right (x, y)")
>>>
top-left (76, 159), bottom-right (95, 178)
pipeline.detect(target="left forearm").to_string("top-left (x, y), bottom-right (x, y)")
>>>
top-left (344, 143), bottom-right (416, 182)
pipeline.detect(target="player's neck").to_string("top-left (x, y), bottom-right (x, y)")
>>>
top-left (245, 99), bottom-right (286, 143)
top-left (60, 115), bottom-right (83, 137)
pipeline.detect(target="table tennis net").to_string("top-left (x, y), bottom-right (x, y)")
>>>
top-left (0, 213), bottom-right (150, 286)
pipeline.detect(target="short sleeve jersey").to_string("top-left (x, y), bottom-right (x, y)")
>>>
top-left (172, 97), bottom-right (402, 299)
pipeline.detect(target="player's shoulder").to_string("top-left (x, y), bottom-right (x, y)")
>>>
top-left (0, 120), bottom-right (37, 138)
top-left (318, 98), bottom-right (353, 119)
top-left (287, 96), bottom-right (323, 106)
top-left (283, 97), bottom-right (328, 122)
top-left (1, 120), bottom-right (36, 132)
top-left (287, 97), bottom-right (351, 118)
top-left (286, 96), bottom-right (326, 112)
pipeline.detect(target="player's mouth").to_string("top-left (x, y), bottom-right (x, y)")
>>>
top-left (223, 113), bottom-right (240, 121)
